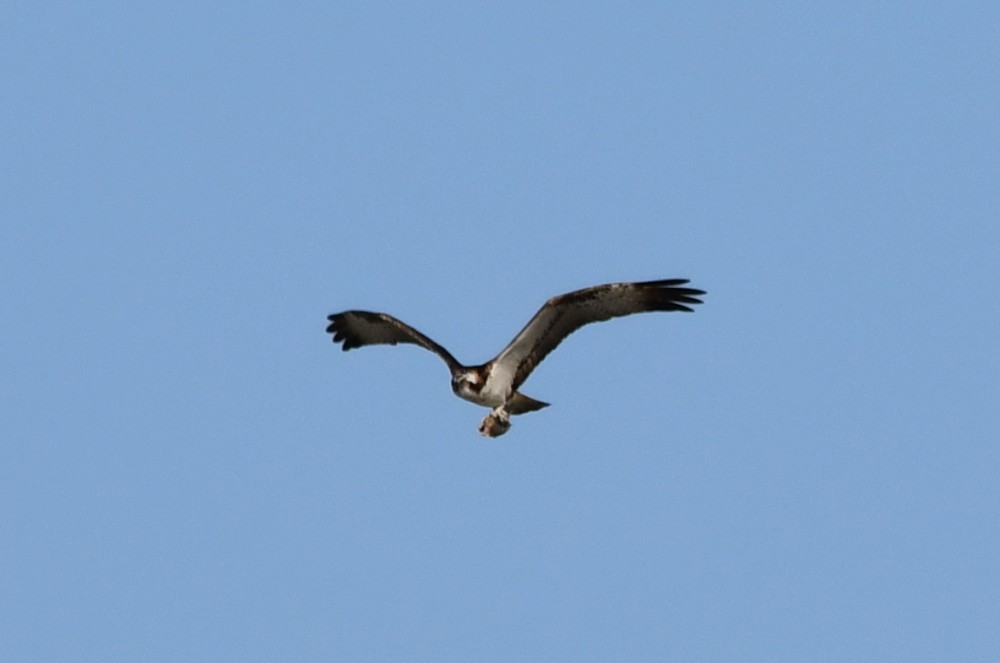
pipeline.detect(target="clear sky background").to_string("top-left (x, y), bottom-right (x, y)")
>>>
top-left (3, 2), bottom-right (998, 661)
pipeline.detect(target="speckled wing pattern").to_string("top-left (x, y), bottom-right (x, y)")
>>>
top-left (326, 311), bottom-right (461, 372)
top-left (491, 279), bottom-right (705, 391)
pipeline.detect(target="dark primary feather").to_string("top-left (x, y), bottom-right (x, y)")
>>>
top-left (326, 310), bottom-right (461, 372)
top-left (492, 279), bottom-right (705, 390)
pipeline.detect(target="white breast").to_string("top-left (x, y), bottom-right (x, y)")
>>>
top-left (480, 362), bottom-right (515, 406)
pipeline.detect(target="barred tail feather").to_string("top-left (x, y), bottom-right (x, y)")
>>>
top-left (509, 392), bottom-right (550, 415)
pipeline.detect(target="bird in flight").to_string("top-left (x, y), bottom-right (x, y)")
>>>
top-left (326, 279), bottom-right (705, 437)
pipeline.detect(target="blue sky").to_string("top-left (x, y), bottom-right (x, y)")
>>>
top-left (3, 2), bottom-right (998, 660)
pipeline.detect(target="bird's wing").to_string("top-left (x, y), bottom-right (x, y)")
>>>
top-left (490, 279), bottom-right (705, 391)
top-left (326, 310), bottom-right (461, 373)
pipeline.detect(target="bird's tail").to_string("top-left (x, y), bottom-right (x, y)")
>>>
top-left (508, 392), bottom-right (550, 415)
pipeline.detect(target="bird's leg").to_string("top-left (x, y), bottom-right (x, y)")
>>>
top-left (478, 404), bottom-right (511, 438)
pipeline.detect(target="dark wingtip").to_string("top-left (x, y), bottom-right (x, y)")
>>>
top-left (326, 312), bottom-right (350, 348)
top-left (644, 279), bottom-right (706, 312)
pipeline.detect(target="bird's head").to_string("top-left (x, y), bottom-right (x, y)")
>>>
top-left (451, 370), bottom-right (482, 394)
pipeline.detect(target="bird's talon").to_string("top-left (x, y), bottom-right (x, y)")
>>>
top-left (478, 411), bottom-right (511, 437)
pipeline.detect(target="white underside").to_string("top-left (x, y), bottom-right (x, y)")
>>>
top-left (480, 362), bottom-right (515, 406)
top-left (456, 384), bottom-right (506, 408)
top-left (453, 366), bottom-right (520, 437)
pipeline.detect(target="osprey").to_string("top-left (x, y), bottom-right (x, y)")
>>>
top-left (326, 279), bottom-right (705, 437)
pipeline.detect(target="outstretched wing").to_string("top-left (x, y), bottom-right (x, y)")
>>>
top-left (326, 310), bottom-right (461, 373)
top-left (490, 279), bottom-right (705, 391)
